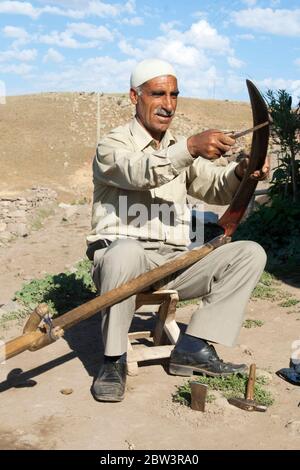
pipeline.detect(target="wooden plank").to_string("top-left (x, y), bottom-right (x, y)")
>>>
top-left (128, 331), bottom-right (152, 340)
top-left (191, 382), bottom-right (208, 412)
top-left (127, 345), bottom-right (174, 363)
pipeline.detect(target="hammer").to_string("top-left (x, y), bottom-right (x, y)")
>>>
top-left (228, 363), bottom-right (267, 412)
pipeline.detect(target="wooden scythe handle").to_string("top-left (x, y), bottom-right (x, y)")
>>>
top-left (3, 235), bottom-right (229, 360)
top-left (23, 303), bottom-right (49, 334)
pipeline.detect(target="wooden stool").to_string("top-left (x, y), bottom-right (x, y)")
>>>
top-left (127, 289), bottom-right (180, 376)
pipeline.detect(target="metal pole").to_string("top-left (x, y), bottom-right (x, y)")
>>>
top-left (96, 91), bottom-right (100, 145)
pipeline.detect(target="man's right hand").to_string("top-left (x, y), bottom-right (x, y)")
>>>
top-left (187, 129), bottom-right (235, 160)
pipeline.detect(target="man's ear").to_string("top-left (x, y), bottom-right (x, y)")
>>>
top-left (130, 88), bottom-right (138, 105)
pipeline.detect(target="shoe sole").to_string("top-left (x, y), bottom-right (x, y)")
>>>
top-left (169, 363), bottom-right (247, 377)
top-left (92, 392), bottom-right (125, 402)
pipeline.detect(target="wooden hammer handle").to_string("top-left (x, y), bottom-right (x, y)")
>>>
top-left (246, 363), bottom-right (256, 401)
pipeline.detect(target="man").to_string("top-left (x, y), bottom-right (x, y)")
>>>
top-left (87, 58), bottom-right (268, 402)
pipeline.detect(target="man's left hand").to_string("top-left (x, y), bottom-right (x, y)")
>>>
top-left (234, 154), bottom-right (270, 181)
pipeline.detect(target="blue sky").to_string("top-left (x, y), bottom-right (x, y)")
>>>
top-left (0, 0), bottom-right (299, 102)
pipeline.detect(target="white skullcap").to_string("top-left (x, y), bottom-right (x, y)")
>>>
top-left (130, 58), bottom-right (177, 88)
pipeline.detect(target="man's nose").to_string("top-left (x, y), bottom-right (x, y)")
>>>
top-left (162, 94), bottom-right (173, 111)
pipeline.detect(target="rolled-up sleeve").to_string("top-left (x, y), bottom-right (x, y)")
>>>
top-left (186, 158), bottom-right (241, 205)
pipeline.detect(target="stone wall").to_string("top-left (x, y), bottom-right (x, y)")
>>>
top-left (0, 187), bottom-right (57, 245)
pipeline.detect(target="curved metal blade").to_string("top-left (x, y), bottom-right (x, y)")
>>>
top-left (218, 79), bottom-right (270, 236)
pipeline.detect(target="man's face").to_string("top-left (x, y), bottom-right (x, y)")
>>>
top-left (130, 75), bottom-right (179, 141)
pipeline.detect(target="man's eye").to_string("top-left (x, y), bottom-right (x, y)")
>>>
top-left (150, 92), bottom-right (165, 97)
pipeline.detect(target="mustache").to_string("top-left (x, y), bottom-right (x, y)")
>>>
top-left (154, 108), bottom-right (175, 117)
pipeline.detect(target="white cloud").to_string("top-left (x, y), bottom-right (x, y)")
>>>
top-left (0, 62), bottom-right (33, 75)
top-left (67, 22), bottom-right (113, 41)
top-left (227, 56), bottom-right (245, 68)
top-left (155, 40), bottom-right (207, 68)
top-left (236, 33), bottom-right (255, 40)
top-left (184, 20), bottom-right (231, 54)
top-left (43, 48), bottom-right (64, 63)
top-left (88, 0), bottom-right (122, 17)
top-left (0, 0), bottom-right (137, 20)
top-left (119, 16), bottom-right (144, 26)
top-left (117, 18), bottom-right (235, 97)
top-left (119, 19), bottom-right (231, 72)
top-left (192, 11), bottom-right (208, 19)
top-left (226, 74), bottom-right (245, 96)
top-left (160, 21), bottom-right (182, 33)
top-left (178, 66), bottom-right (220, 98)
top-left (118, 39), bottom-right (142, 58)
top-left (39, 5), bottom-right (85, 19)
top-left (0, 48), bottom-right (37, 62)
top-left (232, 8), bottom-right (300, 37)
top-left (87, 0), bottom-right (136, 17)
top-left (34, 56), bottom-right (136, 92)
top-left (2, 25), bottom-right (30, 42)
top-left (259, 77), bottom-right (300, 103)
top-left (0, 1), bottom-right (39, 18)
top-left (39, 31), bottom-right (98, 48)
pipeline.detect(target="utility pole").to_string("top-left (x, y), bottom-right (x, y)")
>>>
top-left (212, 79), bottom-right (216, 100)
top-left (96, 91), bottom-right (100, 145)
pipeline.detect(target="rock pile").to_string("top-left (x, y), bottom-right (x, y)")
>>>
top-left (0, 187), bottom-right (57, 245)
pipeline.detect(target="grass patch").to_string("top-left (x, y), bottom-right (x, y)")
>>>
top-left (30, 205), bottom-right (56, 231)
top-left (70, 197), bottom-right (89, 205)
top-left (0, 309), bottom-right (29, 329)
top-left (243, 319), bottom-right (264, 329)
top-left (279, 298), bottom-right (300, 308)
top-left (177, 298), bottom-right (199, 308)
top-left (173, 374), bottom-right (274, 408)
top-left (13, 259), bottom-right (96, 318)
top-left (251, 271), bottom-right (277, 300)
top-left (251, 271), bottom-right (300, 310)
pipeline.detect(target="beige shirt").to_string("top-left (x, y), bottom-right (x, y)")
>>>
top-left (87, 118), bottom-right (240, 248)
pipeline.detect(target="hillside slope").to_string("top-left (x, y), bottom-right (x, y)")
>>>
top-left (0, 93), bottom-right (252, 201)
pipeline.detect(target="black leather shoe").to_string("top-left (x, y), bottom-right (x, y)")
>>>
top-left (169, 343), bottom-right (247, 377)
top-left (92, 361), bottom-right (127, 402)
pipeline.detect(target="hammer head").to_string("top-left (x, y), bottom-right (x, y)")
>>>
top-left (228, 397), bottom-right (267, 412)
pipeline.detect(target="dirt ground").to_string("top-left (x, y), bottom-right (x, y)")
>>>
top-left (0, 204), bottom-right (300, 450)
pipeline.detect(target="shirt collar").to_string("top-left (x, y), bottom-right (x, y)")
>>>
top-left (129, 117), bottom-right (176, 151)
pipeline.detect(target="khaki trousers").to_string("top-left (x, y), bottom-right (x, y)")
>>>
top-left (92, 239), bottom-right (266, 356)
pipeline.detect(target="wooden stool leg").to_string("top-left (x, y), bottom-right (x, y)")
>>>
top-left (127, 290), bottom-right (180, 374)
top-left (153, 291), bottom-right (180, 346)
top-left (127, 338), bottom-right (138, 376)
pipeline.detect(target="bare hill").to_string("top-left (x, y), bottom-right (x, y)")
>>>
top-left (0, 93), bottom-right (252, 201)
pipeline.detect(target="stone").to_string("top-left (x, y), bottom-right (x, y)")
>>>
top-left (60, 388), bottom-right (73, 395)
top-left (239, 344), bottom-right (254, 356)
top-left (0, 222), bottom-right (7, 232)
top-left (0, 231), bottom-right (13, 243)
top-left (8, 209), bottom-right (26, 219)
top-left (7, 223), bottom-right (28, 236)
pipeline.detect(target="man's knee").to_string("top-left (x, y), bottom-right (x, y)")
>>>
top-left (236, 240), bottom-right (267, 269)
top-left (100, 238), bottom-right (146, 272)
top-left (105, 239), bottom-right (144, 260)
